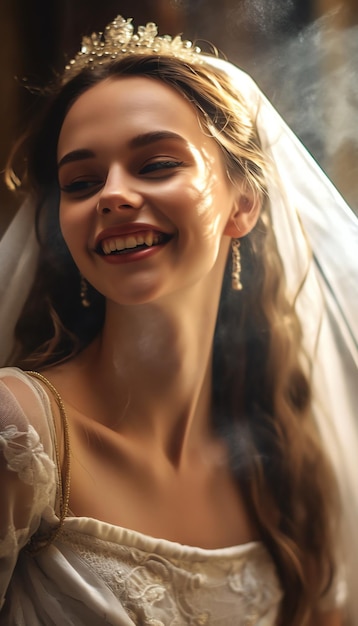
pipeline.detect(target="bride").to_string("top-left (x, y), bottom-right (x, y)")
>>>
top-left (0, 15), bottom-right (356, 626)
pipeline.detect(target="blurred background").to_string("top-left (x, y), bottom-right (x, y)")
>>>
top-left (1, 0), bottom-right (357, 235)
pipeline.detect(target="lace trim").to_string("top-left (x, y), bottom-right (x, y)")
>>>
top-left (0, 423), bottom-right (57, 556)
top-left (60, 528), bottom-right (282, 625)
top-left (0, 373), bottom-right (66, 572)
top-left (1, 424), bottom-right (51, 485)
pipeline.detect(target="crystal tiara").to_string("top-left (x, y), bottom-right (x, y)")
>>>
top-left (64, 15), bottom-right (202, 82)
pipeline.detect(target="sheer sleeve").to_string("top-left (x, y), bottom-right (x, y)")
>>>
top-left (0, 368), bottom-right (57, 611)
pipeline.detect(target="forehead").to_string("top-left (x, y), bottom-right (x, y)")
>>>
top-left (58, 76), bottom-right (208, 157)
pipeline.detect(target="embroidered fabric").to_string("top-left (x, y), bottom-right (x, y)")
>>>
top-left (0, 371), bottom-right (57, 617)
top-left (56, 523), bottom-right (282, 626)
top-left (1, 423), bottom-right (52, 486)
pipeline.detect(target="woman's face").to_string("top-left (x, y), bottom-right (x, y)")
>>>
top-left (57, 75), bottom-right (243, 305)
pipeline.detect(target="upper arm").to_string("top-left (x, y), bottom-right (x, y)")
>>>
top-left (0, 372), bottom-right (56, 610)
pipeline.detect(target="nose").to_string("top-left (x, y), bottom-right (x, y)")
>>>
top-left (96, 165), bottom-right (143, 215)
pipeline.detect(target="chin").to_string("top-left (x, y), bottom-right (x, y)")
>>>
top-left (105, 282), bottom-right (171, 307)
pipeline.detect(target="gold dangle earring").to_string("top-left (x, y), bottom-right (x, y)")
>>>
top-left (231, 239), bottom-right (243, 291)
top-left (80, 275), bottom-right (91, 307)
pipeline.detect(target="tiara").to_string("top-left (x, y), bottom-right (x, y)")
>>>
top-left (64, 15), bottom-right (202, 82)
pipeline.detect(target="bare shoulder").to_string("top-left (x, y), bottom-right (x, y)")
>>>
top-left (38, 346), bottom-right (103, 417)
top-left (39, 348), bottom-right (94, 393)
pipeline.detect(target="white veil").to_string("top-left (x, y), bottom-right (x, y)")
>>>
top-left (0, 54), bottom-right (357, 621)
top-left (206, 57), bottom-right (358, 622)
top-left (0, 199), bottom-right (39, 365)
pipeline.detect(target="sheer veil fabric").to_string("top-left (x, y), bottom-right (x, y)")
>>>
top-left (206, 58), bottom-right (358, 622)
top-left (0, 199), bottom-right (38, 365)
top-left (0, 56), bottom-right (357, 621)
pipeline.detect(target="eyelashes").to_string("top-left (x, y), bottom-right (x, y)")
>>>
top-left (60, 179), bottom-right (101, 194)
top-left (59, 160), bottom-right (185, 196)
top-left (139, 160), bottom-right (184, 175)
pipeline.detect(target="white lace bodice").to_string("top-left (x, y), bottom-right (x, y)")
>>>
top-left (0, 367), bottom-right (343, 625)
top-left (57, 519), bottom-right (282, 625)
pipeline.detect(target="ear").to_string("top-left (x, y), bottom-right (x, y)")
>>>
top-left (224, 184), bottom-right (261, 238)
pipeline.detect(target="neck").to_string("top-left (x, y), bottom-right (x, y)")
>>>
top-left (79, 278), bottom-right (224, 466)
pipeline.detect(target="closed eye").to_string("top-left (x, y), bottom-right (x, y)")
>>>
top-left (60, 178), bottom-right (103, 196)
top-left (139, 160), bottom-right (184, 176)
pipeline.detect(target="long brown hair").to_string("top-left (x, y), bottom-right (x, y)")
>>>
top-left (6, 54), bottom-right (338, 624)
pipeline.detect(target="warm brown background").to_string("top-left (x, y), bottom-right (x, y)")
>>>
top-left (1, 0), bottom-right (357, 235)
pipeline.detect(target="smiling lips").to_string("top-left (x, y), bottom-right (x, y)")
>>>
top-left (97, 230), bottom-right (172, 256)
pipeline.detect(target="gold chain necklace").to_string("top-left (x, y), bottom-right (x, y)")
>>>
top-left (26, 370), bottom-right (71, 553)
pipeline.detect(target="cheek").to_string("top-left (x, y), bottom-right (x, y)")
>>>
top-left (58, 214), bottom-right (89, 275)
top-left (59, 215), bottom-right (76, 257)
top-left (59, 201), bottom-right (90, 251)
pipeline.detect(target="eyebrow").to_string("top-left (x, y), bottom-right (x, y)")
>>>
top-left (57, 131), bottom-right (187, 170)
top-left (129, 131), bottom-right (187, 149)
top-left (58, 149), bottom-right (95, 170)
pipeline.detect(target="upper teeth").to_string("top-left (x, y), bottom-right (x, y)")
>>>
top-left (101, 231), bottom-right (160, 255)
